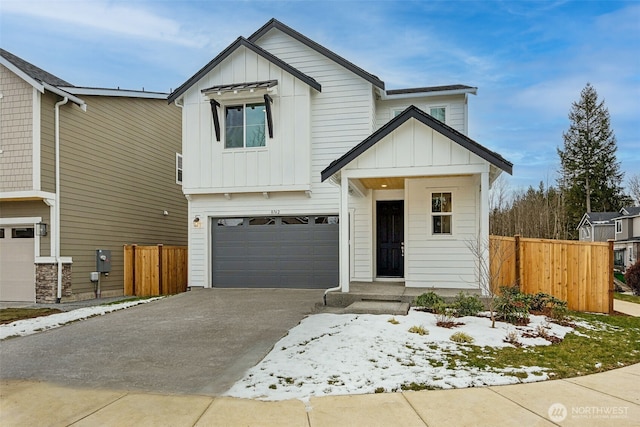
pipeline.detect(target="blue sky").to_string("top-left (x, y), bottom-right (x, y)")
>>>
top-left (1, 0), bottom-right (638, 193)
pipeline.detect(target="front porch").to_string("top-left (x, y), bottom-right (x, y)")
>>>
top-left (323, 281), bottom-right (482, 315)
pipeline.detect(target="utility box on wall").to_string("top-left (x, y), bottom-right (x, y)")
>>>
top-left (96, 249), bottom-right (112, 273)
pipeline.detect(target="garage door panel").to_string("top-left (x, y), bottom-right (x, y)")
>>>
top-left (212, 217), bottom-right (338, 289)
top-left (0, 227), bottom-right (36, 302)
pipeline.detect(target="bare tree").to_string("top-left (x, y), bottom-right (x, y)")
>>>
top-left (628, 174), bottom-right (640, 207)
top-left (467, 236), bottom-right (516, 328)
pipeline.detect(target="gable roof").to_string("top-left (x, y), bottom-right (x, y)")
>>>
top-left (577, 212), bottom-right (619, 229)
top-left (619, 206), bottom-right (640, 217)
top-left (321, 105), bottom-right (513, 182)
top-left (248, 18), bottom-right (385, 90)
top-left (0, 48), bottom-right (72, 87)
top-left (168, 36), bottom-right (320, 103)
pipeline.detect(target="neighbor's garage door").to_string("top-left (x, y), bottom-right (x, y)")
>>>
top-left (212, 216), bottom-right (338, 288)
top-left (0, 226), bottom-right (36, 302)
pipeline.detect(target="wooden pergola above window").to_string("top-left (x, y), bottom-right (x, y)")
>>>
top-left (202, 80), bottom-right (277, 142)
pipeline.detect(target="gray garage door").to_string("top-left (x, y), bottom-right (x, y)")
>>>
top-left (212, 216), bottom-right (338, 289)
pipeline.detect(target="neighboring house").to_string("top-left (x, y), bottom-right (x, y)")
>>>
top-left (614, 206), bottom-right (640, 271)
top-left (0, 49), bottom-right (186, 303)
top-left (168, 19), bottom-right (512, 294)
top-left (576, 212), bottom-right (618, 242)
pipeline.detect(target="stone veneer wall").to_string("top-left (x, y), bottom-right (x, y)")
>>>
top-left (35, 263), bottom-right (72, 303)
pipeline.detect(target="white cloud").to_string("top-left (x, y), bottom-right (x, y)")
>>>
top-left (1, 0), bottom-right (210, 48)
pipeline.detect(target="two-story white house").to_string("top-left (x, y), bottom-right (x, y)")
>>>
top-left (168, 19), bottom-right (512, 294)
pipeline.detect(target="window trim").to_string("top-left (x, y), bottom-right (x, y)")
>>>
top-left (430, 190), bottom-right (454, 236)
top-left (176, 153), bottom-right (183, 185)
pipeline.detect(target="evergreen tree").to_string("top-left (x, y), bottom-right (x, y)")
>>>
top-left (557, 83), bottom-right (626, 237)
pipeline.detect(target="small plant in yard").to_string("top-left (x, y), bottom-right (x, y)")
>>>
top-left (408, 325), bottom-right (429, 335)
top-left (434, 302), bottom-right (462, 328)
top-left (495, 286), bottom-right (530, 325)
top-left (387, 317), bottom-right (400, 325)
top-left (450, 331), bottom-right (474, 344)
top-left (503, 329), bottom-right (521, 347)
top-left (625, 260), bottom-right (640, 296)
top-left (452, 292), bottom-right (485, 317)
top-left (414, 291), bottom-right (444, 311)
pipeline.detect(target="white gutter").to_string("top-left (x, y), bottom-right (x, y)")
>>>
top-left (54, 97), bottom-right (68, 302)
top-left (44, 83), bottom-right (86, 111)
top-left (381, 87), bottom-right (478, 101)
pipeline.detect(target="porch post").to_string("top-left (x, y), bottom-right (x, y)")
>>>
top-left (340, 174), bottom-right (350, 293)
top-left (480, 171), bottom-right (490, 293)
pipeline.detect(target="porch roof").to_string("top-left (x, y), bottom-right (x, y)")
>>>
top-left (321, 105), bottom-right (513, 182)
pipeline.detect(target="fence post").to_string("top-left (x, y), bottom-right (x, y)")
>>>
top-left (608, 239), bottom-right (614, 314)
top-left (514, 234), bottom-right (521, 289)
top-left (158, 244), bottom-right (163, 295)
top-left (132, 244), bottom-right (137, 296)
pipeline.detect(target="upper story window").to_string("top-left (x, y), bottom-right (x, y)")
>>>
top-left (225, 103), bottom-right (266, 149)
top-left (176, 153), bottom-right (183, 185)
top-left (431, 192), bottom-right (452, 235)
top-left (429, 107), bottom-right (446, 123)
top-left (616, 220), bottom-right (622, 233)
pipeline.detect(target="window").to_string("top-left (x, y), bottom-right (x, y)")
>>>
top-left (616, 220), bottom-right (622, 233)
top-left (431, 192), bottom-right (452, 234)
top-left (0, 228), bottom-right (4, 238)
top-left (614, 250), bottom-right (625, 267)
top-left (225, 103), bottom-right (266, 149)
top-left (392, 108), bottom-right (406, 118)
top-left (12, 227), bottom-right (34, 238)
top-left (429, 107), bottom-right (446, 123)
top-left (176, 153), bottom-right (183, 185)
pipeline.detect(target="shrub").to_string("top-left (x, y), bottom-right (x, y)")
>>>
top-left (452, 292), bottom-right (484, 317)
top-left (503, 329), bottom-right (521, 347)
top-left (387, 317), bottom-right (400, 325)
top-left (450, 331), bottom-right (474, 344)
top-left (433, 302), bottom-right (458, 326)
top-left (529, 292), bottom-right (553, 312)
top-left (408, 325), bottom-right (429, 335)
top-left (495, 286), bottom-right (530, 325)
top-left (414, 292), bottom-right (444, 311)
top-left (625, 261), bottom-right (640, 296)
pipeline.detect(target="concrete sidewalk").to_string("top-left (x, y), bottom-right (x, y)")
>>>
top-left (2, 364), bottom-right (638, 426)
top-left (615, 299), bottom-right (640, 317)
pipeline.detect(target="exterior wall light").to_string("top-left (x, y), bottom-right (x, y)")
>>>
top-left (37, 222), bottom-right (48, 236)
top-left (193, 217), bottom-right (201, 228)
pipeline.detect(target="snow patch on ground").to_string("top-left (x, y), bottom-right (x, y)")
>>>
top-left (0, 298), bottom-right (162, 340)
top-left (226, 309), bottom-right (577, 401)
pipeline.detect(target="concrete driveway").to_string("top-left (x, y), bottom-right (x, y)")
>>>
top-left (0, 288), bottom-right (323, 396)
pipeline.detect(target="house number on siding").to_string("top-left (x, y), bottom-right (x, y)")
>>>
top-left (271, 210), bottom-right (280, 215)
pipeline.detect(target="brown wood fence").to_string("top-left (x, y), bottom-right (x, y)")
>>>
top-left (489, 235), bottom-right (613, 314)
top-left (124, 245), bottom-right (188, 296)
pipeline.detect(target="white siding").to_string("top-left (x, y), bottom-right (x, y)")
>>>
top-left (181, 47), bottom-right (312, 194)
top-left (376, 95), bottom-right (468, 135)
top-left (405, 176), bottom-right (479, 288)
top-left (351, 119), bottom-right (485, 172)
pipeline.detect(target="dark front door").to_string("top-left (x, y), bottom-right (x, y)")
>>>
top-left (376, 201), bottom-right (404, 277)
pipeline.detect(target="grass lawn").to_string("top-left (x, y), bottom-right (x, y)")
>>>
top-left (0, 308), bottom-right (62, 325)
top-left (615, 292), bottom-right (640, 304)
top-left (457, 312), bottom-right (640, 380)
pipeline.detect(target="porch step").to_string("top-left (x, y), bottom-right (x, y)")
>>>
top-left (343, 301), bottom-right (410, 316)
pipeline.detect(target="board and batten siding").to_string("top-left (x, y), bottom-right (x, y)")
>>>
top-left (185, 29), bottom-right (382, 287)
top-left (181, 47), bottom-right (312, 194)
top-left (0, 64), bottom-right (35, 192)
top-left (406, 176), bottom-right (480, 288)
top-left (348, 119), bottom-right (486, 172)
top-left (376, 95), bottom-right (468, 135)
top-left (57, 95), bottom-right (186, 297)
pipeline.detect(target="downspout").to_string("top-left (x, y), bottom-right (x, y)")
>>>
top-left (54, 96), bottom-right (68, 303)
top-left (323, 174), bottom-right (344, 305)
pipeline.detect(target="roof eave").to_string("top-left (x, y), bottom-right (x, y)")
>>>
top-left (321, 106), bottom-right (513, 182)
top-left (248, 18), bottom-right (385, 90)
top-left (382, 87), bottom-right (478, 100)
top-left (168, 37), bottom-right (320, 104)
